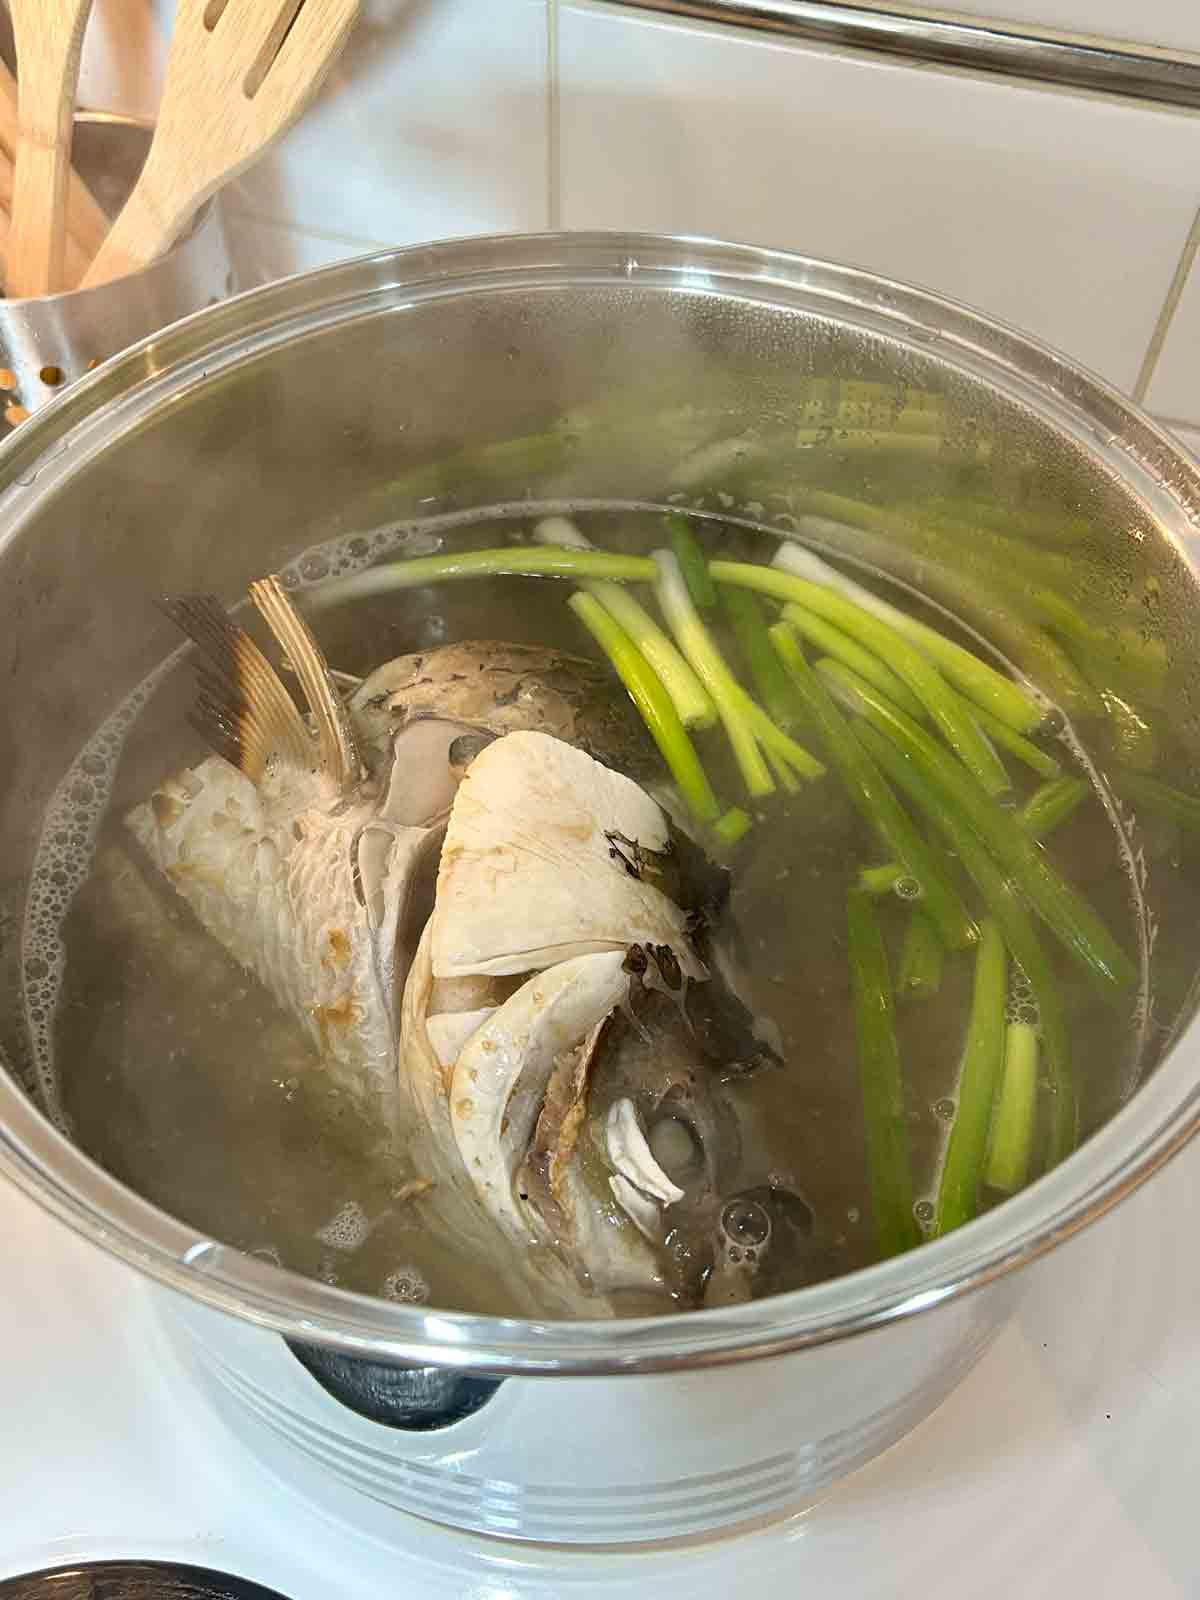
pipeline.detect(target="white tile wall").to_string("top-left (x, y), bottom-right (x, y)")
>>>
top-left (221, 0), bottom-right (550, 254)
top-left (56, 0), bottom-right (1200, 415)
top-left (78, 0), bottom-right (551, 278)
top-left (220, 216), bottom-right (384, 289)
top-left (557, 2), bottom-right (1200, 393)
top-left (77, 0), bottom-right (166, 123)
top-left (1142, 246), bottom-right (1200, 426)
top-left (850, 0), bottom-right (1200, 57)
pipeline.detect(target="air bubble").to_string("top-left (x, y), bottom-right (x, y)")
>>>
top-left (382, 1266), bottom-right (431, 1304)
top-left (933, 1097), bottom-right (955, 1121)
top-left (914, 1200), bottom-right (934, 1225)
top-left (21, 655), bottom-right (175, 1114)
top-left (314, 1199), bottom-right (372, 1253)
top-left (893, 875), bottom-right (922, 901)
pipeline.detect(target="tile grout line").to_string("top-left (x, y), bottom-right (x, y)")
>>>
top-left (1132, 200), bottom-right (1200, 404)
top-left (221, 204), bottom-right (387, 252)
top-left (547, 0), bottom-right (561, 231)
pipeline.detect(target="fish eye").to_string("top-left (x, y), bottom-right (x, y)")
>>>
top-left (649, 1114), bottom-right (704, 1183)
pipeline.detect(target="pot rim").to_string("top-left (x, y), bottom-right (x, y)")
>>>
top-left (2, 229), bottom-right (1198, 1377)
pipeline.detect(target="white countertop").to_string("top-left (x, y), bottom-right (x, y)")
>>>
top-left (1, 1128), bottom-right (1198, 1598)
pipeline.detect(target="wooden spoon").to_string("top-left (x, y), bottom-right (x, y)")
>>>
top-left (7, 0), bottom-right (96, 298)
top-left (83, 0), bottom-right (360, 289)
top-left (0, 58), bottom-right (108, 271)
top-left (0, 141), bottom-right (91, 290)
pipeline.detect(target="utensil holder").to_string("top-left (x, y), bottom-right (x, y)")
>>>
top-left (0, 111), bottom-right (241, 428)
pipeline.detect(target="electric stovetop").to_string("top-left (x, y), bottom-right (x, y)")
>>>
top-left (2, 1132), bottom-right (1199, 1599)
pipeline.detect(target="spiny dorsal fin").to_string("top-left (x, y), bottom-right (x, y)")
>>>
top-left (249, 575), bottom-right (363, 794)
top-left (160, 594), bottom-right (314, 783)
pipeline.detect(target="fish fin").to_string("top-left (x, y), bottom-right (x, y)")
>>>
top-left (160, 594), bottom-right (314, 784)
top-left (250, 576), bottom-right (363, 794)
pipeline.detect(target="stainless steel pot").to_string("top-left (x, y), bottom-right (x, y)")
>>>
top-left (1, 234), bottom-right (1198, 1544)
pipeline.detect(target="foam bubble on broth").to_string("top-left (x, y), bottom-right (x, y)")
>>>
top-left (314, 1199), bottom-right (373, 1253)
top-left (382, 1266), bottom-right (431, 1304)
top-left (22, 660), bottom-right (176, 1126)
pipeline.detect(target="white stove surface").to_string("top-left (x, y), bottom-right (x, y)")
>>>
top-left (3, 1132), bottom-right (1200, 1599)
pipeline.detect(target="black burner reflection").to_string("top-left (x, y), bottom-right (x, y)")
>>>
top-left (0, 1564), bottom-right (291, 1599)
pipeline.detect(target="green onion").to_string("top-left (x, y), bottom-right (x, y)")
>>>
top-left (859, 862), bottom-right (910, 897)
top-left (985, 1023), bottom-right (1040, 1192)
top-left (897, 909), bottom-right (943, 1000)
top-left (934, 919), bottom-right (1007, 1235)
top-left (969, 701), bottom-right (1060, 781)
top-left (783, 511), bottom-right (1103, 722)
top-left (720, 583), bottom-right (804, 730)
top-left (770, 624), bottom-right (974, 950)
top-left (656, 550), bottom-right (770, 797)
top-left (714, 806), bottom-right (753, 845)
top-left (734, 687), bottom-right (825, 779)
top-left (665, 512), bottom-right (717, 610)
top-left (713, 557), bottom-right (1012, 794)
top-left (855, 722), bottom-right (1077, 1166)
top-left (749, 544), bottom-right (1042, 734)
top-left (794, 489), bottom-right (1088, 605)
top-left (567, 592), bottom-right (722, 827)
top-left (655, 550), bottom-right (823, 798)
top-left (305, 546), bottom-right (658, 611)
top-left (1112, 769), bottom-right (1200, 835)
top-left (532, 517), bottom-right (717, 730)
top-left (846, 889), bottom-right (922, 1260)
top-left (1020, 776), bottom-right (1089, 839)
top-left (764, 744), bottom-right (801, 793)
top-left (586, 582), bottom-right (717, 730)
top-left (781, 603), bottom-right (925, 720)
top-left (817, 658), bottom-right (1135, 995)
top-left (863, 774), bottom-right (1084, 893)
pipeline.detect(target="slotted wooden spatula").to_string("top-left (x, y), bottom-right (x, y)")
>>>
top-left (7, 0), bottom-right (95, 297)
top-left (83, 0), bottom-right (360, 289)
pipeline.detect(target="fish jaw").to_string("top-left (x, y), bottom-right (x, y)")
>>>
top-left (448, 951), bottom-right (631, 1244)
top-left (399, 925), bottom-right (651, 1314)
top-left (126, 754), bottom-right (401, 1100)
top-left (431, 731), bottom-right (707, 981)
top-left (400, 931), bottom-right (669, 1306)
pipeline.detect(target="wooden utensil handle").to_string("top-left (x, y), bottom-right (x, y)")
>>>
top-left (9, 136), bottom-right (73, 297)
top-left (7, 0), bottom-right (95, 297)
top-left (0, 140), bottom-right (89, 289)
top-left (82, 149), bottom-right (194, 287)
top-left (0, 59), bottom-right (107, 262)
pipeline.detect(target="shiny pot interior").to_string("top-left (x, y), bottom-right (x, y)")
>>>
top-left (1, 232), bottom-right (1199, 1375)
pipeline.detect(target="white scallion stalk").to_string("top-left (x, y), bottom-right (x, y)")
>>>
top-left (985, 1021), bottom-right (1039, 1193)
top-left (654, 547), bottom-right (774, 798)
top-left (772, 540), bottom-right (1041, 734)
top-left (533, 517), bottom-right (716, 730)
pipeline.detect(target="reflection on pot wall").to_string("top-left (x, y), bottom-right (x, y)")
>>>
top-left (73, 0), bottom-right (1200, 438)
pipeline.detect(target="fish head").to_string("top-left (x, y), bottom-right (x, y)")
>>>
top-left (568, 944), bottom-right (810, 1309)
top-left (402, 728), bottom-right (807, 1314)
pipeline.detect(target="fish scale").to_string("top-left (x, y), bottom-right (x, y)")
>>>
top-left (127, 756), bottom-right (395, 1096)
